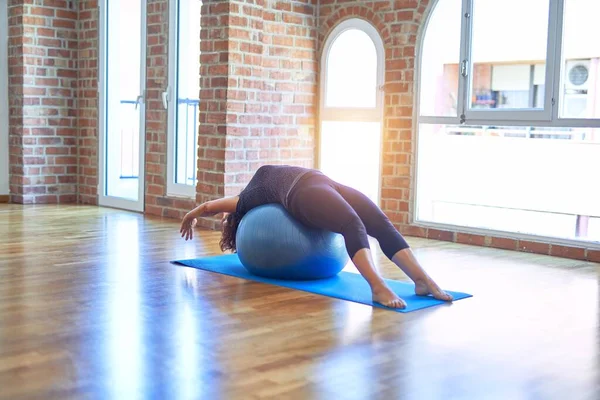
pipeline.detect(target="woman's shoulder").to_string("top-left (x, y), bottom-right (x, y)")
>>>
top-left (257, 164), bottom-right (310, 173)
top-left (252, 164), bottom-right (314, 186)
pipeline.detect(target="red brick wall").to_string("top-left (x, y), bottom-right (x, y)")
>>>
top-left (195, 0), bottom-right (318, 229)
top-left (78, 0), bottom-right (98, 205)
top-left (223, 0), bottom-right (317, 197)
top-left (7, 2), bottom-right (25, 203)
top-left (8, 0), bottom-right (79, 204)
top-left (194, 0), bottom-right (230, 229)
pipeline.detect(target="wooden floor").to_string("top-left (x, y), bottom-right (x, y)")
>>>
top-left (0, 204), bottom-right (598, 400)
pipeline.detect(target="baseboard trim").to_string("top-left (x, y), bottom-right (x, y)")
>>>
top-left (0, 195), bottom-right (9, 203)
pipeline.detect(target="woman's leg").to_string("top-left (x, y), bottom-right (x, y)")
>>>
top-left (335, 183), bottom-right (453, 301)
top-left (288, 178), bottom-right (406, 308)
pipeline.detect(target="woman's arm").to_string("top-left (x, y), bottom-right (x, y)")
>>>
top-left (180, 196), bottom-right (239, 241)
top-left (188, 196), bottom-right (240, 219)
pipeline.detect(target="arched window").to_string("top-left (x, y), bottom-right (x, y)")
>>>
top-left (416, 0), bottom-right (600, 244)
top-left (319, 19), bottom-right (385, 204)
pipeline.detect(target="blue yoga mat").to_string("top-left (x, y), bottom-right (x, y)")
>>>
top-left (172, 254), bottom-right (472, 313)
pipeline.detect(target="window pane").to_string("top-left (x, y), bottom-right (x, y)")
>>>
top-left (559, 0), bottom-right (600, 119)
top-left (419, 0), bottom-right (461, 117)
top-left (320, 121), bottom-right (381, 204)
top-left (105, 0), bottom-right (142, 201)
top-left (469, 0), bottom-right (550, 110)
top-left (326, 29), bottom-right (377, 108)
top-left (417, 124), bottom-right (600, 243)
top-left (175, 0), bottom-right (201, 186)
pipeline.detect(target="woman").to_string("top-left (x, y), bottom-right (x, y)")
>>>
top-left (180, 165), bottom-right (452, 309)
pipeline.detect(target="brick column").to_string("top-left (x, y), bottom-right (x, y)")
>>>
top-left (224, 0), bottom-right (318, 195)
top-left (8, 0), bottom-right (78, 204)
top-left (7, 2), bottom-right (25, 203)
top-left (78, 0), bottom-right (99, 205)
top-left (195, 1), bottom-right (230, 229)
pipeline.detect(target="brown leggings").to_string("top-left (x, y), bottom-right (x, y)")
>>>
top-left (287, 173), bottom-right (410, 260)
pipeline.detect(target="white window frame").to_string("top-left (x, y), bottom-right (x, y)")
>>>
top-left (414, 0), bottom-right (600, 247)
top-left (416, 1), bottom-right (464, 127)
top-left (320, 18), bottom-right (385, 122)
top-left (461, 0), bottom-right (559, 123)
top-left (319, 18), bottom-right (385, 204)
top-left (98, 0), bottom-right (147, 212)
top-left (165, 0), bottom-right (199, 198)
top-left (417, 0), bottom-right (600, 129)
top-left (0, 1), bottom-right (9, 196)
top-left (549, 0), bottom-right (600, 127)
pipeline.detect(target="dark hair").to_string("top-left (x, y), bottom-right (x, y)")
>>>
top-left (220, 212), bottom-right (243, 253)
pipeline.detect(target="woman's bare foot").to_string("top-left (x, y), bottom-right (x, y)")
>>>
top-left (414, 278), bottom-right (453, 302)
top-left (372, 284), bottom-right (406, 309)
top-left (390, 249), bottom-right (453, 302)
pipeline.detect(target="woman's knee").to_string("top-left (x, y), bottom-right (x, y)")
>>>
top-left (378, 225), bottom-right (410, 260)
top-left (340, 215), bottom-right (370, 259)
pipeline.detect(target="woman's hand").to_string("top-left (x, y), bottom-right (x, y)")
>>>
top-left (180, 203), bottom-right (208, 240)
top-left (180, 212), bottom-right (198, 241)
top-left (221, 212), bottom-right (230, 227)
top-left (179, 198), bottom-right (238, 240)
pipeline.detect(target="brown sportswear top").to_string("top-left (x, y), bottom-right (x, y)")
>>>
top-left (235, 165), bottom-right (323, 216)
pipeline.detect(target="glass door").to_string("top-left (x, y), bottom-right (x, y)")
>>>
top-left (99, 0), bottom-right (146, 212)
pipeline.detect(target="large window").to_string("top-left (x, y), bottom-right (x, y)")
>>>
top-left (417, 0), bottom-right (600, 244)
top-left (319, 19), bottom-right (385, 204)
top-left (166, 0), bottom-right (201, 197)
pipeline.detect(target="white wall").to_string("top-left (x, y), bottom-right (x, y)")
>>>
top-left (0, 0), bottom-right (9, 195)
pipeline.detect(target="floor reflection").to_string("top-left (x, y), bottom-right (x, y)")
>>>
top-left (105, 215), bottom-right (144, 397)
top-left (336, 302), bottom-right (373, 345)
top-left (1, 205), bottom-right (598, 399)
top-left (173, 297), bottom-right (201, 399)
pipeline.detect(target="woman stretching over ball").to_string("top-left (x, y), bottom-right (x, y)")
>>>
top-left (180, 164), bottom-right (453, 309)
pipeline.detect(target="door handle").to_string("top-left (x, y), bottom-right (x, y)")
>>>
top-left (135, 94), bottom-right (144, 110)
top-left (461, 59), bottom-right (469, 78)
top-left (161, 88), bottom-right (169, 110)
